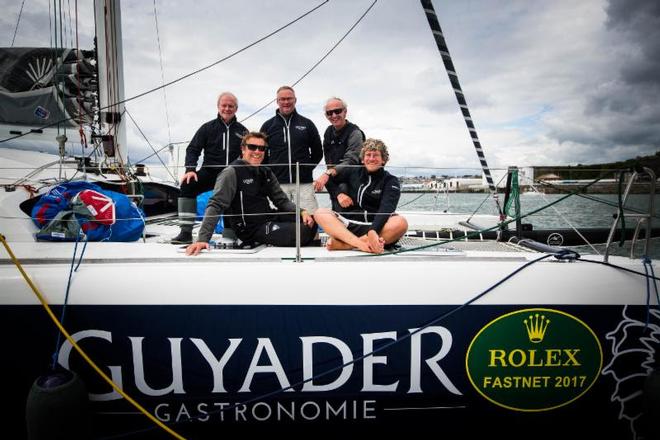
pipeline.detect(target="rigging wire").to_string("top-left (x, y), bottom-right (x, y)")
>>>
top-left (125, 108), bottom-right (177, 183)
top-left (10, 0), bottom-right (27, 47)
top-left (152, 0), bottom-right (173, 149)
top-left (526, 181), bottom-right (602, 255)
top-left (466, 172), bottom-right (507, 222)
top-left (67, 0), bottom-right (74, 49)
top-left (382, 175), bottom-right (610, 255)
top-left (135, 141), bottom-right (187, 165)
top-left (241, 0), bottom-right (378, 122)
top-left (114, 0), bottom-right (329, 110)
top-left (0, 0), bottom-right (330, 145)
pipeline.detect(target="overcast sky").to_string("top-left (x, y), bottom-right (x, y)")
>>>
top-left (2, 0), bottom-right (659, 176)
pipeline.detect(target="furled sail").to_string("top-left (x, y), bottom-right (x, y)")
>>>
top-left (0, 47), bottom-right (96, 128)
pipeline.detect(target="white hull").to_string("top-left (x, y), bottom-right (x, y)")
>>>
top-left (2, 149), bottom-right (658, 439)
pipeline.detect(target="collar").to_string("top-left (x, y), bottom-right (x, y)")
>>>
top-left (276, 108), bottom-right (297, 121)
top-left (363, 166), bottom-right (385, 177)
top-left (217, 114), bottom-right (237, 125)
top-left (332, 120), bottom-right (350, 135)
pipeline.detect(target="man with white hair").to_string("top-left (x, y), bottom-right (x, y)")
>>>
top-left (171, 92), bottom-right (248, 244)
top-left (314, 97), bottom-right (365, 212)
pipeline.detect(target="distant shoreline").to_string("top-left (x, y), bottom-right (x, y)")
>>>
top-left (395, 182), bottom-right (655, 194)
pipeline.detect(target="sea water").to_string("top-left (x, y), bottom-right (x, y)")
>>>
top-left (320, 191), bottom-right (660, 259)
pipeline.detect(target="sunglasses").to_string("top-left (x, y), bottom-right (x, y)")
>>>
top-left (245, 144), bottom-right (267, 152)
top-left (325, 108), bottom-right (344, 117)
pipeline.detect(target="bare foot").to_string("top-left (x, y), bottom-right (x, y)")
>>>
top-left (326, 237), bottom-right (353, 251)
top-left (366, 230), bottom-right (384, 254)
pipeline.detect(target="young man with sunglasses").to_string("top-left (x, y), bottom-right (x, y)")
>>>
top-left (185, 132), bottom-right (317, 256)
top-left (171, 91), bottom-right (248, 244)
top-left (259, 86), bottom-right (323, 214)
top-left (314, 97), bottom-right (365, 212)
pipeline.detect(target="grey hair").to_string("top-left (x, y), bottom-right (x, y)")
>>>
top-left (217, 91), bottom-right (238, 107)
top-left (324, 97), bottom-right (347, 109)
top-left (360, 138), bottom-right (389, 164)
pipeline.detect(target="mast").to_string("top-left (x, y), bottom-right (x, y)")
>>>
top-left (93, 0), bottom-right (128, 167)
top-left (419, 0), bottom-right (504, 219)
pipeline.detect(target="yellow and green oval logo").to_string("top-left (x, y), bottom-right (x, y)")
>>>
top-left (466, 308), bottom-right (602, 412)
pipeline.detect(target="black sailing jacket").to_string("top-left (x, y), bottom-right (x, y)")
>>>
top-left (260, 109), bottom-right (322, 184)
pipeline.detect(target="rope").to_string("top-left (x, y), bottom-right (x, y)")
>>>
top-left (102, 250), bottom-right (555, 439)
top-left (51, 227), bottom-right (86, 370)
top-left (0, 234), bottom-right (186, 440)
top-left (642, 256), bottom-right (660, 331)
top-left (241, 0), bottom-right (378, 122)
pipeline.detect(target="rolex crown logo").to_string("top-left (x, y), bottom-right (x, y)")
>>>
top-left (524, 313), bottom-right (550, 343)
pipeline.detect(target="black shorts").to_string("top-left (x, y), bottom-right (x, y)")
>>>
top-left (337, 214), bottom-right (373, 237)
top-left (249, 216), bottom-right (318, 247)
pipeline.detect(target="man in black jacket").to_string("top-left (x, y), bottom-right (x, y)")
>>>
top-left (314, 138), bottom-right (408, 254)
top-left (259, 86), bottom-right (323, 213)
top-left (171, 92), bottom-right (248, 244)
top-left (185, 132), bottom-right (317, 256)
top-left (314, 97), bottom-right (365, 211)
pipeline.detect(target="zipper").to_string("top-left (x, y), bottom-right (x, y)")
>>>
top-left (358, 175), bottom-right (371, 206)
top-left (224, 128), bottom-right (228, 166)
top-left (240, 191), bottom-right (246, 225)
top-left (358, 175), bottom-right (372, 222)
top-left (279, 114), bottom-right (293, 183)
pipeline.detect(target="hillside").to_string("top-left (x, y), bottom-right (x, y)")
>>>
top-left (534, 151), bottom-right (660, 180)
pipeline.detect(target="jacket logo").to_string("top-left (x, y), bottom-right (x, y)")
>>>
top-left (295, 125), bottom-right (307, 131)
top-left (242, 178), bottom-right (254, 185)
top-left (371, 189), bottom-right (382, 195)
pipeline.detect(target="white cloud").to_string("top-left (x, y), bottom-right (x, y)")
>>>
top-left (2, 0), bottom-right (657, 176)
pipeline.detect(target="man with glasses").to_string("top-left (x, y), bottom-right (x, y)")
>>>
top-left (185, 132), bottom-right (317, 255)
top-left (314, 97), bottom-right (365, 212)
top-left (171, 91), bottom-right (248, 244)
top-left (259, 86), bottom-right (323, 214)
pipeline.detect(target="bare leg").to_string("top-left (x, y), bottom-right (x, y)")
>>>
top-left (328, 234), bottom-right (383, 253)
top-left (315, 208), bottom-right (375, 253)
top-left (326, 237), bottom-right (353, 250)
top-left (380, 215), bottom-right (408, 244)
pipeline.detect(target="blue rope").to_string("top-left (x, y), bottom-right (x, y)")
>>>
top-left (51, 228), bottom-right (88, 370)
top-left (100, 251), bottom-right (555, 439)
top-left (642, 256), bottom-right (659, 332)
top-left (649, 258), bottom-right (660, 306)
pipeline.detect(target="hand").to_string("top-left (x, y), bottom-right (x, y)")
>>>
top-left (301, 210), bottom-right (315, 227)
top-left (313, 173), bottom-right (329, 192)
top-left (185, 242), bottom-right (209, 256)
top-left (181, 171), bottom-right (198, 184)
top-left (337, 193), bottom-right (353, 208)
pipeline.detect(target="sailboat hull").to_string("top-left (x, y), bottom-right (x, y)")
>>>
top-left (2, 253), bottom-right (657, 439)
